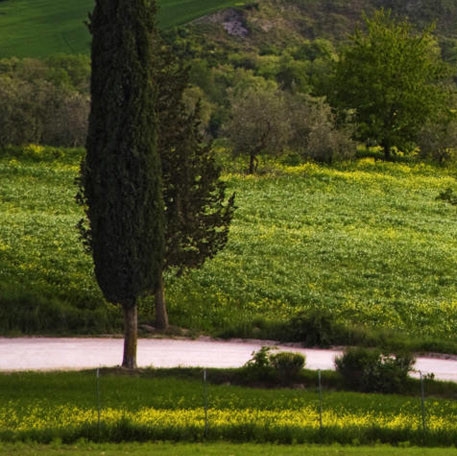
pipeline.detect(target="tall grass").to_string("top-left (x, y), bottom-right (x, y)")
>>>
top-left (2, 148), bottom-right (457, 349)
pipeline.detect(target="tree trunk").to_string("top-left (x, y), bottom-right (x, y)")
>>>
top-left (155, 271), bottom-right (169, 330)
top-left (382, 139), bottom-right (392, 161)
top-left (122, 303), bottom-right (138, 369)
top-left (249, 154), bottom-right (258, 174)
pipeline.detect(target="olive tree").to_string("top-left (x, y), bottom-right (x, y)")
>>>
top-left (224, 83), bottom-right (291, 174)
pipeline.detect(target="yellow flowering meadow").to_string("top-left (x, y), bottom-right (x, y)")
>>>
top-left (2, 402), bottom-right (457, 441)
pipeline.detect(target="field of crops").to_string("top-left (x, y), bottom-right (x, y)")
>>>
top-left (2, 147), bottom-right (457, 344)
top-left (0, 0), bottom-right (243, 57)
top-left (0, 370), bottom-right (456, 446)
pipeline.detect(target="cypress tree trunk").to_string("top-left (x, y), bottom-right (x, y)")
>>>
top-left (154, 271), bottom-right (169, 330)
top-left (122, 302), bottom-right (138, 369)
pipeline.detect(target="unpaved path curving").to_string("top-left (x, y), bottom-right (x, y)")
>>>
top-left (0, 337), bottom-right (456, 382)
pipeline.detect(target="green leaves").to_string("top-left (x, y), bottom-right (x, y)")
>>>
top-left (332, 9), bottom-right (455, 159)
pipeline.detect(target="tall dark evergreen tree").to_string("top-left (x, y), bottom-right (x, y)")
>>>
top-left (155, 47), bottom-right (236, 329)
top-left (79, 0), bottom-right (164, 368)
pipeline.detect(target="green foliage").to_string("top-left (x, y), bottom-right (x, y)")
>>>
top-left (242, 346), bottom-right (305, 383)
top-left (269, 351), bottom-right (306, 378)
top-left (417, 105), bottom-right (457, 163)
top-left (335, 347), bottom-right (416, 394)
top-left (436, 187), bottom-right (457, 206)
top-left (332, 9), bottom-right (455, 159)
top-left (0, 57), bottom-right (90, 147)
top-left (285, 309), bottom-right (344, 347)
top-left (80, 0), bottom-right (164, 307)
top-left (224, 84), bottom-right (291, 173)
top-left (244, 345), bottom-right (275, 369)
top-left (157, 48), bottom-right (236, 274)
top-left (287, 94), bottom-right (356, 164)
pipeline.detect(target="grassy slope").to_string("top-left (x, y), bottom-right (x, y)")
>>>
top-left (2, 149), bottom-right (457, 345)
top-left (167, 160), bottom-right (457, 342)
top-left (0, 0), bottom-right (243, 58)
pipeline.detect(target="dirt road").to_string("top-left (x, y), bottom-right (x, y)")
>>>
top-left (0, 337), bottom-right (455, 382)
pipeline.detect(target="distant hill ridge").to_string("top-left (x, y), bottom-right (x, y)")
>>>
top-left (198, 0), bottom-right (457, 44)
top-left (185, 0), bottom-right (457, 71)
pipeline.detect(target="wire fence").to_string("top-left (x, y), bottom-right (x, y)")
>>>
top-left (1, 367), bottom-right (456, 445)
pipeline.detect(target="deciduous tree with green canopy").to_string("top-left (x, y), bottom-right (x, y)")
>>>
top-left (78, 0), bottom-right (164, 368)
top-left (332, 9), bottom-right (454, 160)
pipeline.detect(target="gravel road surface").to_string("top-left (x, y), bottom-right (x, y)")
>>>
top-left (0, 337), bottom-right (456, 382)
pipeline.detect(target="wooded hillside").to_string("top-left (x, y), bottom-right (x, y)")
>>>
top-left (188, 0), bottom-right (457, 60)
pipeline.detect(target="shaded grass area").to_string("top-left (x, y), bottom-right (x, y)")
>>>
top-left (2, 442), bottom-right (457, 456)
top-left (0, 147), bottom-right (120, 335)
top-left (1, 369), bottom-right (457, 446)
top-left (2, 148), bottom-right (457, 353)
top-left (0, 0), bottom-right (244, 57)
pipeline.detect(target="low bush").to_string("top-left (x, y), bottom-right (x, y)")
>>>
top-left (285, 309), bottom-right (344, 347)
top-left (335, 347), bottom-right (416, 394)
top-left (241, 346), bottom-right (306, 385)
top-left (270, 351), bottom-right (305, 379)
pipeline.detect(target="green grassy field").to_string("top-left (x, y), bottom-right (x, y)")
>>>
top-left (2, 442), bottom-right (457, 456)
top-left (168, 159), bottom-right (457, 344)
top-left (2, 147), bottom-right (457, 346)
top-left (0, 369), bottom-right (456, 446)
top-left (0, 0), bottom-right (243, 58)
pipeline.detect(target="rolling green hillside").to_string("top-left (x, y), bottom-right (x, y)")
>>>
top-left (0, 0), bottom-right (244, 57)
top-left (2, 147), bottom-right (457, 352)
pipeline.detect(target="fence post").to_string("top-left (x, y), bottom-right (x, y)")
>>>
top-left (203, 369), bottom-right (209, 438)
top-left (420, 371), bottom-right (427, 435)
top-left (96, 367), bottom-right (101, 441)
top-left (318, 369), bottom-right (323, 431)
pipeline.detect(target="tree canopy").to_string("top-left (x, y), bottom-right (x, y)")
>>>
top-left (224, 82), bottom-right (291, 174)
top-left (332, 9), bottom-right (454, 159)
top-left (154, 45), bottom-right (236, 329)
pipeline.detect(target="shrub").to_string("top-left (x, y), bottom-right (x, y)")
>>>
top-left (242, 346), bottom-right (306, 384)
top-left (286, 309), bottom-right (343, 347)
top-left (335, 347), bottom-right (416, 393)
top-left (270, 351), bottom-right (305, 378)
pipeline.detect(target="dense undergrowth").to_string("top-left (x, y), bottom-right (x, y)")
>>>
top-left (2, 146), bottom-right (457, 353)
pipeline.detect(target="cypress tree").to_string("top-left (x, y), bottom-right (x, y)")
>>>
top-left (155, 47), bottom-right (236, 329)
top-left (79, 0), bottom-right (164, 368)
